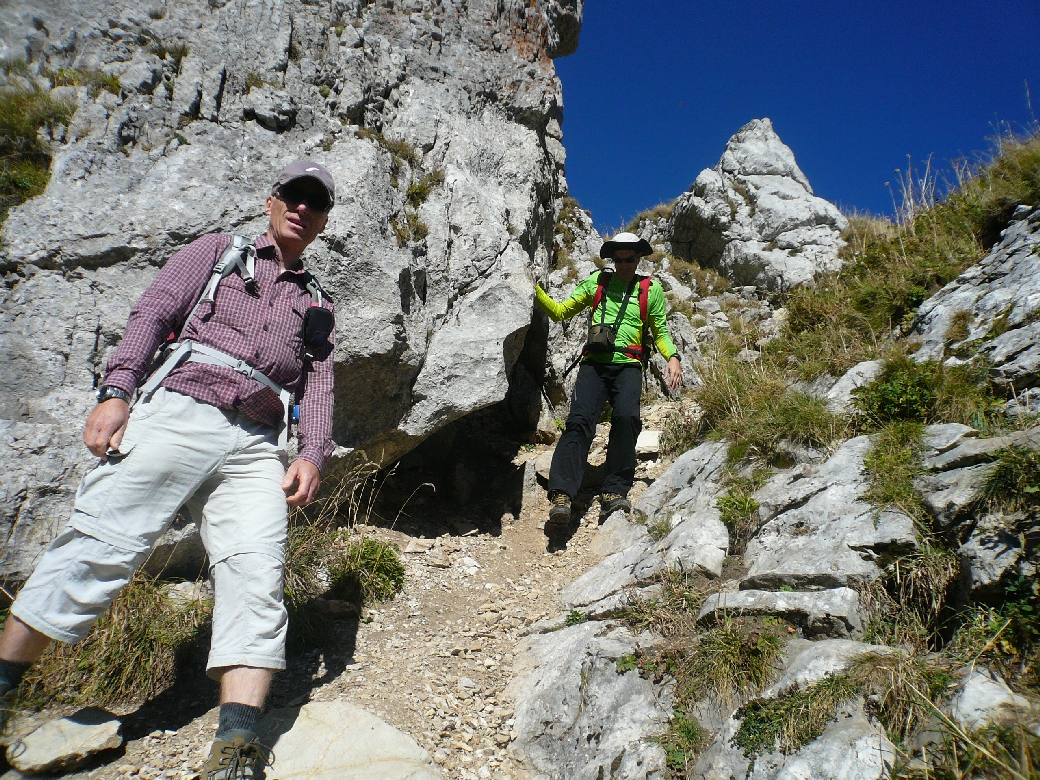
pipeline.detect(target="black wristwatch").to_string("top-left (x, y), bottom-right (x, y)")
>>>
top-left (97, 386), bottom-right (132, 404)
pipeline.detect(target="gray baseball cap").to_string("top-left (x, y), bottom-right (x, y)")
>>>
top-left (272, 160), bottom-right (335, 210)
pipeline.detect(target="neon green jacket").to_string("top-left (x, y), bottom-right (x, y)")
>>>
top-left (535, 271), bottom-right (679, 366)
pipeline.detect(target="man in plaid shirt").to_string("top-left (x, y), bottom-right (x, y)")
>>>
top-left (0, 161), bottom-right (337, 776)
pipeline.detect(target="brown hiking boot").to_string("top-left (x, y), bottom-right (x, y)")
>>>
top-left (204, 729), bottom-right (273, 780)
top-left (600, 493), bottom-right (631, 518)
top-left (546, 490), bottom-right (572, 529)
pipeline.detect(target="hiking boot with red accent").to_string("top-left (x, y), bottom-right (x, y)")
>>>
top-left (599, 493), bottom-right (631, 518)
top-left (546, 490), bottom-right (572, 529)
top-left (204, 729), bottom-right (274, 780)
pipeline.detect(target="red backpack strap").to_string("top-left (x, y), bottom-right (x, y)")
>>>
top-left (638, 275), bottom-right (652, 322)
top-left (591, 269), bottom-right (613, 313)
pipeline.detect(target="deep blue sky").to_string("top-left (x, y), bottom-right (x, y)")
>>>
top-left (555, 2), bottom-right (1040, 233)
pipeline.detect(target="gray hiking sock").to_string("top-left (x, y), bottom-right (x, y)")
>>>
top-left (217, 702), bottom-right (262, 738)
top-left (0, 660), bottom-right (30, 693)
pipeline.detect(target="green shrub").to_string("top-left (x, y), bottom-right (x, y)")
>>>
top-left (564, 610), bottom-right (587, 626)
top-left (656, 708), bottom-right (703, 775)
top-left (716, 469), bottom-right (771, 555)
top-left (405, 169), bottom-right (445, 209)
top-left (284, 527), bottom-right (404, 649)
top-left (853, 355), bottom-right (1001, 431)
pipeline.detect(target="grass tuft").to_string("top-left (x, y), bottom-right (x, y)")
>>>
top-left (716, 469), bottom-right (771, 555)
top-left (694, 345), bottom-right (842, 461)
top-left (862, 420), bottom-right (927, 523)
top-left (18, 575), bottom-right (212, 708)
top-left (734, 673), bottom-right (860, 756)
top-left (861, 544), bottom-right (960, 651)
top-left (976, 446), bottom-right (1040, 513)
top-left (671, 618), bottom-right (784, 706)
top-left (0, 88), bottom-right (76, 226)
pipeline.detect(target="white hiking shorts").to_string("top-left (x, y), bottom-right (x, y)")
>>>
top-left (12, 388), bottom-right (290, 675)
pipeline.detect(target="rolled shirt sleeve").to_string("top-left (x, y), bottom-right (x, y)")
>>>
top-left (295, 300), bottom-right (335, 471)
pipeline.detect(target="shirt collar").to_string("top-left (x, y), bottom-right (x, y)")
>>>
top-left (254, 234), bottom-right (307, 276)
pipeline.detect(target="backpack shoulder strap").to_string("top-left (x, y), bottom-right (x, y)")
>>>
top-left (638, 276), bottom-right (652, 323)
top-left (591, 269), bottom-right (613, 313)
top-left (185, 235), bottom-right (256, 326)
top-left (302, 271), bottom-right (328, 307)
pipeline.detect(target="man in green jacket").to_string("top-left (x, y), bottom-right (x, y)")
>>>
top-left (536, 232), bottom-right (683, 530)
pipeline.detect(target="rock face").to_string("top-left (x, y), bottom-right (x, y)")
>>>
top-left (912, 205), bottom-right (1040, 393)
top-left (692, 641), bottom-right (896, 780)
top-left (6, 707), bottom-right (122, 775)
top-left (507, 621), bottom-right (670, 780)
top-left (260, 701), bottom-right (442, 780)
top-left (0, 0), bottom-right (582, 583)
top-left (744, 436), bottom-right (918, 591)
top-left (668, 118), bottom-right (849, 291)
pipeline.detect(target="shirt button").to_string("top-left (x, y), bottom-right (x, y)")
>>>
top-left (269, 301), bottom-right (274, 308)
top-left (254, 350), bottom-right (261, 359)
top-left (262, 324), bottom-right (269, 331)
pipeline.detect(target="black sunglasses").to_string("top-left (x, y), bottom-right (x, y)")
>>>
top-left (277, 183), bottom-right (331, 213)
top-left (613, 255), bottom-right (639, 263)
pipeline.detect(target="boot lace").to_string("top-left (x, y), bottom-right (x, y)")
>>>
top-left (209, 739), bottom-right (275, 780)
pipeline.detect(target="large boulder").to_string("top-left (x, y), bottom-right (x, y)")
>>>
top-left (669, 118), bottom-right (848, 292)
top-left (744, 436), bottom-right (918, 590)
top-left (507, 621), bottom-right (670, 780)
top-left (912, 205), bottom-right (1040, 392)
top-left (0, 0), bottom-right (583, 584)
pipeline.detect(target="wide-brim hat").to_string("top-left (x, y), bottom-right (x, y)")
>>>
top-left (272, 160), bottom-right (336, 210)
top-left (600, 231), bottom-right (653, 258)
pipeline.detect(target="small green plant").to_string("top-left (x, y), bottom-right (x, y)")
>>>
top-left (646, 517), bottom-right (671, 542)
top-left (318, 85), bottom-right (331, 98)
top-left (716, 469), bottom-right (771, 554)
top-left (565, 610), bottom-right (588, 626)
top-left (245, 71), bottom-right (269, 91)
top-left (656, 708), bottom-right (703, 774)
top-left (615, 654), bottom-right (639, 673)
top-left (405, 168), bottom-right (445, 209)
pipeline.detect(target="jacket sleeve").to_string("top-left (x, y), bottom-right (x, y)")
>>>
top-left (102, 234), bottom-right (226, 395)
top-left (647, 280), bottom-right (679, 360)
top-left (534, 274), bottom-right (599, 322)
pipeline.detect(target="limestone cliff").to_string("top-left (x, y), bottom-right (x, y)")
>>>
top-left (0, 0), bottom-right (581, 584)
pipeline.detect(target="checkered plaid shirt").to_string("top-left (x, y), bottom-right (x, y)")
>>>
top-left (103, 233), bottom-right (335, 471)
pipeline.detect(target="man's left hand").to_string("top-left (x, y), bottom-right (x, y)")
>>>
top-left (283, 459), bottom-right (321, 507)
top-left (664, 356), bottom-right (683, 393)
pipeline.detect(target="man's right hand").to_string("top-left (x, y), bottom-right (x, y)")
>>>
top-left (84, 399), bottom-right (130, 460)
